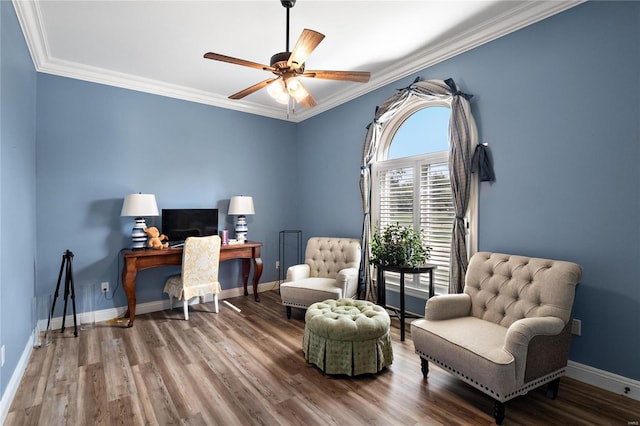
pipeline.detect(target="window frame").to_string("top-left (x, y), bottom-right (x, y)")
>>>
top-left (371, 96), bottom-right (478, 298)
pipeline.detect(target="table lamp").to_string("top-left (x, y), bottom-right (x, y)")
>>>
top-left (121, 193), bottom-right (159, 249)
top-left (228, 196), bottom-right (255, 243)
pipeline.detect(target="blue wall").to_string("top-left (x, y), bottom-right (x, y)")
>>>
top-left (0, 0), bottom-right (638, 405)
top-left (463, 2), bottom-right (639, 379)
top-left (296, 1), bottom-right (640, 380)
top-left (35, 75), bottom-right (298, 310)
top-left (0, 0), bottom-right (37, 397)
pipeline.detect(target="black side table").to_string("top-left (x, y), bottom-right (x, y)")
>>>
top-left (376, 264), bottom-right (437, 341)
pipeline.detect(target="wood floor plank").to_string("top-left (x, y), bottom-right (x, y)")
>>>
top-left (107, 394), bottom-right (145, 426)
top-left (185, 360), bottom-right (253, 425)
top-left (119, 320), bottom-right (153, 366)
top-left (7, 342), bottom-right (52, 411)
top-left (101, 337), bottom-right (137, 402)
top-left (149, 345), bottom-right (201, 419)
top-left (7, 290), bottom-right (640, 425)
top-left (78, 323), bottom-right (101, 367)
top-left (76, 363), bottom-right (110, 425)
top-left (283, 373), bottom-right (374, 425)
top-left (131, 361), bottom-right (180, 425)
top-left (3, 404), bottom-right (42, 426)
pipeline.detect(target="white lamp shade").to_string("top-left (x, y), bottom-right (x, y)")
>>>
top-left (121, 193), bottom-right (159, 217)
top-left (228, 196), bottom-right (255, 215)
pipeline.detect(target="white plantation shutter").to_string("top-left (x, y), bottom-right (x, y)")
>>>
top-left (378, 166), bottom-right (414, 229)
top-left (419, 159), bottom-right (453, 289)
top-left (374, 151), bottom-right (453, 294)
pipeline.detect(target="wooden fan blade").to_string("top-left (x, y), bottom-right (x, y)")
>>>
top-left (291, 79), bottom-right (317, 108)
top-left (204, 52), bottom-right (275, 72)
top-left (287, 29), bottom-right (325, 71)
top-left (299, 92), bottom-right (317, 108)
top-left (302, 70), bottom-right (371, 83)
top-left (229, 78), bottom-right (278, 100)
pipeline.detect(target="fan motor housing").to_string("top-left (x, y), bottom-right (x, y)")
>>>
top-left (270, 51), bottom-right (304, 73)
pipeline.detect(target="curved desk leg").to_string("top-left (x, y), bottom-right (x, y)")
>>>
top-left (122, 260), bottom-right (137, 328)
top-left (242, 257), bottom-right (264, 302)
top-left (242, 259), bottom-right (251, 297)
top-left (252, 256), bottom-right (263, 302)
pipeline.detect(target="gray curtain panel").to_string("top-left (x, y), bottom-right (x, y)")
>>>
top-left (360, 78), bottom-right (475, 300)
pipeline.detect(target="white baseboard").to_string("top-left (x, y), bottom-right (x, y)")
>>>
top-left (0, 336), bottom-right (34, 425)
top-left (566, 360), bottom-right (640, 401)
top-left (42, 281), bottom-right (280, 328)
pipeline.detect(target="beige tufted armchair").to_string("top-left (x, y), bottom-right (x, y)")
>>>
top-left (279, 237), bottom-right (361, 319)
top-left (411, 252), bottom-right (581, 425)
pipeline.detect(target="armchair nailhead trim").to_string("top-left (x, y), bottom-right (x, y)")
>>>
top-left (415, 349), bottom-right (566, 403)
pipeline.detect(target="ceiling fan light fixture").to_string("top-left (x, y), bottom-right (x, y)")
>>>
top-left (273, 83), bottom-right (290, 104)
top-left (267, 78), bottom-right (286, 98)
top-left (287, 76), bottom-right (301, 92)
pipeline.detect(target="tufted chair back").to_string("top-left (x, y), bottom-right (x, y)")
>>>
top-left (464, 252), bottom-right (582, 328)
top-left (304, 237), bottom-right (362, 279)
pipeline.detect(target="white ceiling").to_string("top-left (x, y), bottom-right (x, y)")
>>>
top-left (13, 0), bottom-right (581, 122)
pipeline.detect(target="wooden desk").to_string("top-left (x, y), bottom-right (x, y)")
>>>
top-left (376, 264), bottom-right (437, 341)
top-left (121, 241), bottom-right (263, 327)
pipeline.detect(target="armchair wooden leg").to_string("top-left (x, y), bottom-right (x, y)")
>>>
top-left (420, 357), bottom-right (429, 378)
top-left (286, 306), bottom-right (292, 319)
top-left (545, 378), bottom-right (561, 399)
top-left (493, 400), bottom-right (505, 425)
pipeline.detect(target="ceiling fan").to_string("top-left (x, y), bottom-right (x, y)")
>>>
top-left (203, 0), bottom-right (371, 108)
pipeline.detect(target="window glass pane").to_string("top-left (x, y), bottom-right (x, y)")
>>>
top-left (388, 107), bottom-right (450, 159)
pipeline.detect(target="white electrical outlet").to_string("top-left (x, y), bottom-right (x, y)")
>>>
top-left (1, 345), bottom-right (5, 367)
top-left (276, 260), bottom-right (280, 269)
top-left (571, 319), bottom-right (581, 336)
top-left (101, 281), bottom-right (109, 293)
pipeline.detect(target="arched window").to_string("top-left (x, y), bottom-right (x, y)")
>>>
top-left (360, 78), bottom-right (477, 301)
top-left (372, 103), bottom-right (463, 295)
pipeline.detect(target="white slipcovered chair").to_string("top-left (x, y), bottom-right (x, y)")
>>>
top-left (411, 252), bottom-right (581, 425)
top-left (280, 237), bottom-right (361, 319)
top-left (164, 235), bottom-right (221, 320)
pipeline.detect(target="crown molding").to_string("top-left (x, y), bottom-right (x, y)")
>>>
top-left (292, 0), bottom-right (584, 122)
top-left (12, 0), bottom-right (583, 123)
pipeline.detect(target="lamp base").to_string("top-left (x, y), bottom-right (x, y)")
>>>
top-left (131, 217), bottom-right (148, 249)
top-left (235, 215), bottom-right (248, 244)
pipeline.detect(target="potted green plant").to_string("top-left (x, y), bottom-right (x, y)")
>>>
top-left (370, 223), bottom-right (431, 267)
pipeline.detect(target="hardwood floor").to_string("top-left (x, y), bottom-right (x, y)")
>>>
top-left (6, 290), bottom-right (640, 425)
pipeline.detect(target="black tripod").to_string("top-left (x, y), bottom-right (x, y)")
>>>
top-left (48, 250), bottom-right (78, 337)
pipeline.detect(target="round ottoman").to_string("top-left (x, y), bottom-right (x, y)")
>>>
top-left (303, 298), bottom-right (393, 376)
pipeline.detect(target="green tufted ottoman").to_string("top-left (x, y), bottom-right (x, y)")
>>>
top-left (303, 299), bottom-right (393, 376)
